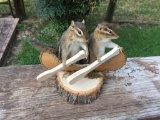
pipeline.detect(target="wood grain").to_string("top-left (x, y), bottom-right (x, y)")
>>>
top-left (0, 57), bottom-right (160, 120)
top-left (55, 71), bottom-right (104, 104)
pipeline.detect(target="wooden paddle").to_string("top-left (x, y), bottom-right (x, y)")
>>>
top-left (37, 50), bottom-right (87, 81)
top-left (67, 47), bottom-right (120, 85)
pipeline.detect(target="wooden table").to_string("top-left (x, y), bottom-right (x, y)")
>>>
top-left (0, 18), bottom-right (19, 66)
top-left (0, 57), bottom-right (160, 120)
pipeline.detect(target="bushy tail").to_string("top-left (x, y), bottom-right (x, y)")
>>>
top-left (29, 40), bottom-right (54, 52)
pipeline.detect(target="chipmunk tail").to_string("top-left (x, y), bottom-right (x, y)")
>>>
top-left (29, 40), bottom-right (54, 52)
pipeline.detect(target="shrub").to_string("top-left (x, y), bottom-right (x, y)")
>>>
top-left (37, 20), bottom-right (68, 47)
top-left (35, 0), bottom-right (101, 23)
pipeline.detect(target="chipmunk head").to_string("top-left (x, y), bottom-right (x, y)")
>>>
top-left (68, 20), bottom-right (88, 44)
top-left (95, 22), bottom-right (119, 39)
top-left (68, 20), bottom-right (88, 57)
top-left (75, 20), bottom-right (89, 40)
top-left (69, 20), bottom-right (84, 37)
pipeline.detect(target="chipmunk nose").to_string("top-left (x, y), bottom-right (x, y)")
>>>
top-left (115, 33), bottom-right (119, 38)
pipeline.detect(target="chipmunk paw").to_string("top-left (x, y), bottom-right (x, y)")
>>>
top-left (97, 57), bottom-right (101, 62)
top-left (118, 46), bottom-right (123, 52)
top-left (63, 63), bottom-right (67, 68)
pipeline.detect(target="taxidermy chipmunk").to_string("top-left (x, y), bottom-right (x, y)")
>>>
top-left (88, 22), bottom-right (122, 63)
top-left (30, 20), bottom-right (89, 62)
top-left (55, 20), bottom-right (88, 67)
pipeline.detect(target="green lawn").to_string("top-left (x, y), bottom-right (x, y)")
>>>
top-left (95, 0), bottom-right (160, 21)
top-left (115, 0), bottom-right (160, 21)
top-left (115, 25), bottom-right (160, 57)
top-left (14, 39), bottom-right (40, 65)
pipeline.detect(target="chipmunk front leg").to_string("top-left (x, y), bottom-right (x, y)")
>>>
top-left (80, 42), bottom-right (88, 59)
top-left (62, 43), bottom-right (71, 67)
top-left (93, 44), bottom-right (101, 62)
top-left (96, 54), bottom-right (101, 62)
top-left (106, 41), bottom-right (123, 52)
top-left (62, 50), bottom-right (68, 67)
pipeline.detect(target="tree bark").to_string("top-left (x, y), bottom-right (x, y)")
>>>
top-left (13, 0), bottom-right (26, 20)
top-left (105, 0), bottom-right (117, 22)
top-left (55, 71), bottom-right (104, 104)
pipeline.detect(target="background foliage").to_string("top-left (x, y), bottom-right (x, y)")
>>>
top-left (35, 0), bottom-right (101, 23)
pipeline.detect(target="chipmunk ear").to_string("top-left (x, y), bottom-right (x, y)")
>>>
top-left (97, 24), bottom-right (102, 31)
top-left (70, 20), bottom-right (75, 30)
top-left (71, 20), bottom-right (75, 26)
top-left (82, 19), bottom-right (85, 24)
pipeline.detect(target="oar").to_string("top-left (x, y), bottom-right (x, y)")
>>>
top-left (67, 47), bottom-right (120, 85)
top-left (37, 50), bottom-right (87, 81)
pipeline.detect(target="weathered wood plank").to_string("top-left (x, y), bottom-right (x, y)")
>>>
top-left (0, 57), bottom-right (160, 120)
top-left (0, 18), bottom-right (19, 66)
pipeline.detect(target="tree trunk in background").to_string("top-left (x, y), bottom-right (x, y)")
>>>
top-left (13, 0), bottom-right (26, 20)
top-left (105, 0), bottom-right (117, 23)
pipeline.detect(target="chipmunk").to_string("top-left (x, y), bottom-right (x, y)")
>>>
top-left (88, 22), bottom-right (122, 63)
top-left (55, 20), bottom-right (89, 67)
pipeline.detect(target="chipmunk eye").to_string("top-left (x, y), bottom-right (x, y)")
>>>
top-left (78, 30), bottom-right (81, 35)
top-left (107, 29), bottom-right (112, 34)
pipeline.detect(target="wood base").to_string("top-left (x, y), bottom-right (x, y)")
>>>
top-left (55, 71), bottom-right (104, 104)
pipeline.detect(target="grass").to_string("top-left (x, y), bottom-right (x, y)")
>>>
top-left (115, 0), bottom-right (160, 21)
top-left (115, 25), bottom-right (160, 57)
top-left (94, 0), bottom-right (160, 21)
top-left (14, 20), bottom-right (66, 65)
top-left (1, 0), bottom-right (159, 65)
top-left (16, 23), bottom-right (24, 32)
top-left (14, 39), bottom-right (40, 65)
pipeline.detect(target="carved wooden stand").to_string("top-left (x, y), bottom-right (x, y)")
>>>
top-left (37, 47), bottom-right (126, 104)
top-left (55, 71), bottom-right (104, 104)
